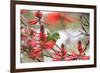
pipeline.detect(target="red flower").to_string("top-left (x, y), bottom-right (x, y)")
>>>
top-left (53, 47), bottom-right (90, 61)
top-left (45, 12), bottom-right (61, 25)
top-left (67, 49), bottom-right (90, 60)
top-left (30, 48), bottom-right (41, 59)
top-left (34, 11), bottom-right (43, 19)
top-left (39, 31), bottom-right (55, 50)
top-left (80, 55), bottom-right (90, 60)
top-left (39, 32), bottom-right (47, 41)
top-left (60, 48), bottom-right (67, 57)
top-left (53, 52), bottom-right (62, 61)
top-left (77, 40), bottom-right (84, 54)
top-left (27, 40), bottom-right (39, 48)
top-left (53, 48), bottom-right (67, 61)
top-left (29, 19), bottom-right (38, 25)
top-left (45, 40), bottom-right (55, 50)
top-left (45, 12), bottom-right (78, 26)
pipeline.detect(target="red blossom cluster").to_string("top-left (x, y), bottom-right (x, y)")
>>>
top-left (53, 41), bottom-right (89, 61)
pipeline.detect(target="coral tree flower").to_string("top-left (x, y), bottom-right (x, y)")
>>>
top-left (53, 48), bottom-right (67, 61)
top-left (69, 50), bottom-right (90, 60)
top-left (80, 55), bottom-right (90, 60)
top-left (45, 40), bottom-right (56, 50)
top-left (53, 44), bottom-right (67, 61)
top-left (45, 12), bottom-right (78, 26)
top-left (27, 40), bottom-right (39, 48)
top-left (28, 11), bottom-right (43, 25)
top-left (53, 41), bottom-right (89, 61)
top-left (34, 11), bottom-right (43, 19)
top-left (30, 48), bottom-right (41, 59)
top-left (39, 25), bottom-right (56, 50)
top-left (38, 33), bottom-right (56, 50)
top-left (39, 32), bottom-right (56, 50)
top-left (29, 19), bottom-right (38, 25)
top-left (67, 41), bottom-right (90, 60)
top-left (39, 33), bottom-right (55, 50)
top-left (39, 32), bottom-right (47, 41)
top-left (77, 40), bottom-right (84, 54)
top-left (46, 12), bottom-right (61, 25)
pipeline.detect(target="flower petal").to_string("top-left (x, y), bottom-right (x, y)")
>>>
top-left (80, 55), bottom-right (90, 60)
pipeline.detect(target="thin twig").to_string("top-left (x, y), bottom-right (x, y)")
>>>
top-left (21, 15), bottom-right (29, 26)
top-left (56, 44), bottom-right (61, 49)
